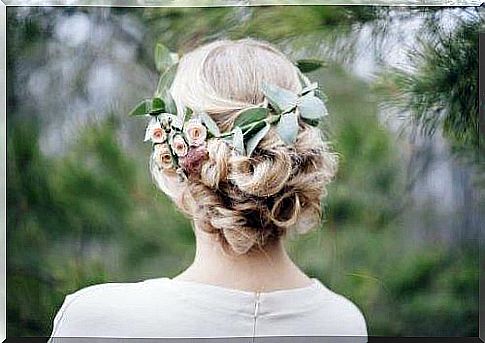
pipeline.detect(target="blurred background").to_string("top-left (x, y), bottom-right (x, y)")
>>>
top-left (6, 5), bottom-right (482, 337)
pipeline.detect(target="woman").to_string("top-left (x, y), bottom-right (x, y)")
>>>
top-left (49, 38), bottom-right (368, 341)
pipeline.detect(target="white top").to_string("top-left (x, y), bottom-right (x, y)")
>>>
top-left (49, 277), bottom-right (367, 341)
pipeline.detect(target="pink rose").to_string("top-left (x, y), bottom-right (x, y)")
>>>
top-left (183, 119), bottom-right (207, 146)
top-left (153, 143), bottom-right (173, 169)
top-left (179, 145), bottom-right (208, 176)
top-left (145, 118), bottom-right (167, 143)
top-left (170, 134), bottom-right (188, 157)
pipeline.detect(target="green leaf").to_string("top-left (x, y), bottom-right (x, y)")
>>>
top-left (234, 107), bottom-right (269, 127)
top-left (129, 99), bottom-right (150, 116)
top-left (296, 59), bottom-right (326, 73)
top-left (184, 107), bottom-right (193, 122)
top-left (155, 43), bottom-right (174, 73)
top-left (233, 127), bottom-right (245, 155)
top-left (242, 120), bottom-right (266, 139)
top-left (276, 111), bottom-right (299, 144)
top-left (221, 135), bottom-right (234, 144)
top-left (297, 94), bottom-right (328, 120)
top-left (155, 63), bottom-right (178, 99)
top-left (261, 82), bottom-right (298, 113)
top-left (199, 112), bottom-right (221, 137)
top-left (164, 91), bottom-right (177, 114)
top-left (150, 97), bottom-right (165, 114)
top-left (246, 122), bottom-right (270, 157)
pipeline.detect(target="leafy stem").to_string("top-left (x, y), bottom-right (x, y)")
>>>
top-left (219, 114), bottom-right (281, 138)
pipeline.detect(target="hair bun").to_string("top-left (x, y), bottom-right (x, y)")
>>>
top-left (228, 137), bottom-right (293, 197)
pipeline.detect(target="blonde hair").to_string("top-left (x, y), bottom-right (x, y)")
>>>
top-left (150, 38), bottom-right (339, 255)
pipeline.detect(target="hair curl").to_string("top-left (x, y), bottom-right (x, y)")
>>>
top-left (150, 38), bottom-right (339, 255)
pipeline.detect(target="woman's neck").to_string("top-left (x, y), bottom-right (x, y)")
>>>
top-left (172, 225), bottom-right (313, 292)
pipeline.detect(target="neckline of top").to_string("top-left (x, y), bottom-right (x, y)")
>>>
top-left (158, 277), bottom-right (325, 297)
top-left (142, 277), bottom-right (332, 315)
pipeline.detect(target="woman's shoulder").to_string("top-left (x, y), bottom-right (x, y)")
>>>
top-left (310, 280), bottom-right (368, 336)
top-left (50, 277), bottom-right (175, 337)
top-left (60, 277), bottom-right (172, 307)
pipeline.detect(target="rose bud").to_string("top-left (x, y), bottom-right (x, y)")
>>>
top-left (183, 119), bottom-right (207, 147)
top-left (153, 143), bottom-right (173, 169)
top-left (145, 117), bottom-right (167, 143)
top-left (179, 145), bottom-right (208, 176)
top-left (170, 134), bottom-right (188, 157)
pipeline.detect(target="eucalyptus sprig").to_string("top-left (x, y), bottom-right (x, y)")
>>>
top-left (221, 81), bottom-right (328, 156)
top-left (129, 42), bottom-right (330, 168)
top-left (129, 42), bottom-right (180, 118)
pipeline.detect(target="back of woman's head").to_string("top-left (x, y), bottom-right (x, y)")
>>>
top-left (150, 38), bottom-right (339, 255)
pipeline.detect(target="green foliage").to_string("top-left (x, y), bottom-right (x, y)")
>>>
top-left (129, 98), bottom-right (166, 116)
top-left (262, 81), bottom-right (298, 113)
top-left (199, 112), bottom-right (221, 137)
top-left (246, 122), bottom-right (271, 157)
top-left (289, 227), bottom-right (479, 336)
top-left (131, 42), bottom-right (179, 117)
top-left (288, 64), bottom-right (478, 337)
top-left (298, 93), bottom-right (328, 120)
top-left (233, 108), bottom-right (269, 127)
top-left (296, 59), bottom-right (326, 73)
top-left (374, 14), bottom-right (481, 151)
top-left (232, 126), bottom-right (245, 155)
top-left (276, 112), bottom-right (299, 145)
top-left (154, 43), bottom-right (176, 73)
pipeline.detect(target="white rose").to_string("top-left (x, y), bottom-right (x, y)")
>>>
top-left (144, 117), bottom-right (167, 143)
top-left (183, 119), bottom-right (207, 147)
top-left (170, 134), bottom-right (188, 157)
top-left (153, 143), bottom-right (173, 169)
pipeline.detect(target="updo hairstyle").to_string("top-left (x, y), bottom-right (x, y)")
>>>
top-left (150, 38), bottom-right (339, 255)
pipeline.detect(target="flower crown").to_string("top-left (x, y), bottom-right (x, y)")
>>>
top-left (129, 43), bottom-right (328, 181)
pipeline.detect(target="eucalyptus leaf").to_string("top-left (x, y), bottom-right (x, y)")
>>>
top-left (170, 52), bottom-right (179, 64)
top-left (276, 111), bottom-right (299, 144)
top-left (233, 127), bottom-right (245, 155)
top-left (155, 43), bottom-right (174, 73)
top-left (261, 82), bottom-right (298, 113)
top-left (150, 97), bottom-right (165, 114)
top-left (243, 120), bottom-right (266, 139)
top-left (199, 112), bottom-right (221, 137)
top-left (164, 91), bottom-right (177, 114)
top-left (234, 107), bottom-right (269, 127)
top-left (221, 135), bottom-right (234, 144)
top-left (300, 82), bottom-right (319, 96)
top-left (297, 94), bottom-right (328, 120)
top-left (155, 63), bottom-right (178, 99)
top-left (184, 107), bottom-right (193, 122)
top-left (296, 59), bottom-right (326, 73)
top-left (128, 99), bottom-right (150, 116)
top-left (246, 122), bottom-right (270, 157)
